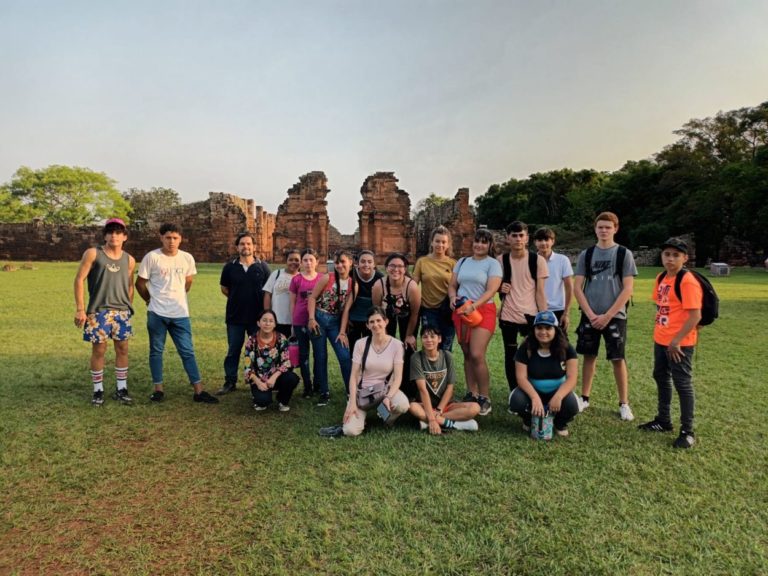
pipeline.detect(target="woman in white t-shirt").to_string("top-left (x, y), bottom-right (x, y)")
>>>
top-left (263, 249), bottom-right (301, 337)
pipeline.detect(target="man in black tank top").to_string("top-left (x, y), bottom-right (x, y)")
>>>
top-left (74, 218), bottom-right (136, 407)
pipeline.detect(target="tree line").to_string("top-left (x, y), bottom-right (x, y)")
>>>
top-left (475, 101), bottom-right (768, 264)
top-left (0, 164), bottom-right (180, 229)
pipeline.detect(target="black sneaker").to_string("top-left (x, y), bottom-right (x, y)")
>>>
top-left (302, 388), bottom-right (313, 399)
top-left (216, 383), bottom-right (237, 395)
top-left (113, 388), bottom-right (133, 405)
top-left (149, 390), bottom-right (165, 402)
top-left (92, 390), bottom-right (104, 407)
top-left (462, 391), bottom-right (476, 402)
top-left (673, 430), bottom-right (695, 449)
top-left (318, 424), bottom-right (344, 438)
top-left (193, 391), bottom-right (220, 404)
top-left (317, 393), bottom-right (330, 407)
top-left (638, 419), bottom-right (673, 432)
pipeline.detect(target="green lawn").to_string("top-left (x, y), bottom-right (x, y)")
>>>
top-left (1, 263), bottom-right (766, 575)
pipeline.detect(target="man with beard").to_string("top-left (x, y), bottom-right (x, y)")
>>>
top-left (217, 232), bottom-right (271, 395)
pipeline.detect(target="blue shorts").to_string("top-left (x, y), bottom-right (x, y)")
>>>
top-left (83, 310), bottom-right (133, 344)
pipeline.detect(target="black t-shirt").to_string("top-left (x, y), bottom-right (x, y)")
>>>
top-left (220, 259), bottom-right (271, 324)
top-left (514, 344), bottom-right (577, 393)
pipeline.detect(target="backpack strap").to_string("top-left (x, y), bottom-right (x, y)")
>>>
top-left (673, 269), bottom-right (687, 303)
top-left (584, 246), bottom-right (595, 281)
top-left (500, 254), bottom-right (511, 300)
top-left (528, 251), bottom-right (538, 286)
top-left (275, 268), bottom-right (281, 280)
top-left (615, 246), bottom-right (626, 280)
top-left (360, 336), bottom-right (372, 382)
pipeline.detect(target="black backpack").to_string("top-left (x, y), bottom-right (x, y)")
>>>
top-left (500, 252), bottom-right (538, 301)
top-left (656, 269), bottom-right (719, 326)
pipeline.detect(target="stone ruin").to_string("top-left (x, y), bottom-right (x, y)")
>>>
top-left (358, 172), bottom-right (415, 263)
top-left (272, 171), bottom-right (330, 262)
top-left (413, 188), bottom-right (476, 258)
top-left (0, 172), bottom-right (477, 264)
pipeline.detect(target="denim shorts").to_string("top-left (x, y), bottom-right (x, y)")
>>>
top-left (83, 309), bottom-right (133, 343)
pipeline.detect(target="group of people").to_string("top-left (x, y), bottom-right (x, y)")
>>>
top-left (75, 211), bottom-right (704, 449)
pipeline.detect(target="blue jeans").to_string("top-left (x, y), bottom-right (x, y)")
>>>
top-left (224, 323), bottom-right (257, 385)
top-left (294, 324), bottom-right (328, 395)
top-left (147, 312), bottom-right (201, 385)
top-left (420, 306), bottom-right (455, 351)
top-left (315, 310), bottom-right (352, 392)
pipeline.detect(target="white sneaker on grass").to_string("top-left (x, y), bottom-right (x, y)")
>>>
top-left (619, 403), bottom-right (634, 421)
top-left (577, 397), bottom-right (589, 413)
top-left (453, 419), bottom-right (479, 432)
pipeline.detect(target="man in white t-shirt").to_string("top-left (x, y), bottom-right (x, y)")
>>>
top-left (135, 223), bottom-right (219, 404)
top-left (533, 227), bottom-right (574, 330)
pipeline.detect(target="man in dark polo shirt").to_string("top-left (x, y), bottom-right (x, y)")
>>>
top-left (217, 232), bottom-right (271, 395)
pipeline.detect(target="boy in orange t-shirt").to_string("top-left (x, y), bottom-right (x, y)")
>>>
top-left (639, 238), bottom-right (702, 448)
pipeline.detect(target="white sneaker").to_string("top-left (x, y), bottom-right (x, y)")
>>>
top-left (278, 402), bottom-right (290, 412)
top-left (577, 397), bottom-right (590, 413)
top-left (619, 403), bottom-right (634, 421)
top-left (419, 421), bottom-right (429, 431)
top-left (453, 419), bottom-right (479, 432)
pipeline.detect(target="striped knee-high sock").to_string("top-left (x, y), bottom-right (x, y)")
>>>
top-left (115, 367), bottom-right (128, 390)
top-left (91, 370), bottom-right (104, 393)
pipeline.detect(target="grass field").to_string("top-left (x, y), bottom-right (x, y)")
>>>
top-left (1, 263), bottom-right (766, 575)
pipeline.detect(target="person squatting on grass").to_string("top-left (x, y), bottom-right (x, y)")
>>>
top-left (339, 249), bottom-right (383, 362)
top-left (135, 223), bottom-right (219, 404)
top-left (289, 249), bottom-right (322, 400)
top-left (319, 306), bottom-right (409, 438)
top-left (74, 218), bottom-right (136, 407)
top-left (508, 311), bottom-right (580, 437)
top-left (372, 252), bottom-right (422, 399)
top-left (408, 326), bottom-right (480, 434)
top-left (244, 309), bottom-right (300, 412)
top-left (263, 248), bottom-right (301, 338)
top-left (217, 232), bottom-right (271, 395)
top-left (413, 225), bottom-right (457, 351)
top-left (448, 228), bottom-right (503, 416)
top-left (497, 221), bottom-right (549, 393)
top-left (573, 211), bottom-right (637, 421)
top-left (638, 237), bottom-right (703, 449)
top-left (307, 249), bottom-right (355, 404)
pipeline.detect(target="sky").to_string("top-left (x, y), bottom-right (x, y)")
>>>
top-left (1, 0), bottom-right (767, 233)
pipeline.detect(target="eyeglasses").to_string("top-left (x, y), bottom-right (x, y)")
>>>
top-left (387, 264), bottom-right (406, 270)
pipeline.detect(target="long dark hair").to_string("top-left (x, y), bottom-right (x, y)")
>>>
top-left (522, 327), bottom-right (570, 362)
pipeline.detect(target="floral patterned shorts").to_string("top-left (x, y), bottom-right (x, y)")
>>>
top-left (83, 310), bottom-right (133, 343)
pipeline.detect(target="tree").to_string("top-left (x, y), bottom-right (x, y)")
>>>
top-left (123, 187), bottom-right (181, 227)
top-left (1, 165), bottom-right (129, 225)
top-left (0, 187), bottom-right (34, 222)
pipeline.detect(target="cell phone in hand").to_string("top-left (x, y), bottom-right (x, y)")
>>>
top-left (377, 402), bottom-right (390, 421)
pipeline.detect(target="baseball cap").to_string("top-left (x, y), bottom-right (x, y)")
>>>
top-left (533, 310), bottom-right (559, 327)
top-left (104, 218), bottom-right (127, 229)
top-left (660, 237), bottom-right (688, 254)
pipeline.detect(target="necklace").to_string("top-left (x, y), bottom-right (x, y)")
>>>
top-left (371, 336), bottom-right (391, 354)
top-left (257, 332), bottom-right (276, 347)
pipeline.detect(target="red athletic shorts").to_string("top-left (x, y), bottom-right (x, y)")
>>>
top-left (452, 301), bottom-right (496, 342)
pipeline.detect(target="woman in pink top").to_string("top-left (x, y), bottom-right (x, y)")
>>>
top-left (289, 249), bottom-right (322, 399)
